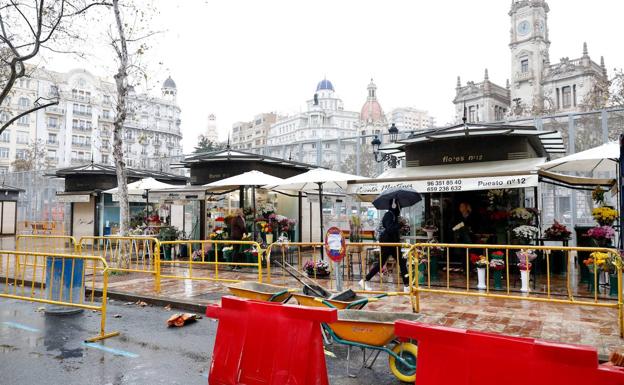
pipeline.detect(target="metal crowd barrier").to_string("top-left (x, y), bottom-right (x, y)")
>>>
top-left (78, 236), bottom-right (161, 292)
top-left (16, 234), bottom-right (78, 253)
top-left (159, 240), bottom-right (264, 284)
top-left (0, 250), bottom-right (118, 342)
top-left (407, 243), bottom-right (624, 337)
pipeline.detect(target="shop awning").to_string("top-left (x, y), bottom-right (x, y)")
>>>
top-left (538, 170), bottom-right (616, 190)
top-left (347, 157), bottom-right (546, 196)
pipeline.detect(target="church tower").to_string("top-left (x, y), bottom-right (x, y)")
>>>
top-left (509, 0), bottom-right (550, 116)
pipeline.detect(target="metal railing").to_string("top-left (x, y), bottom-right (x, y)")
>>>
top-left (159, 240), bottom-right (264, 284)
top-left (78, 236), bottom-right (161, 292)
top-left (0, 250), bottom-right (118, 342)
top-left (407, 242), bottom-right (623, 337)
top-left (16, 234), bottom-right (77, 253)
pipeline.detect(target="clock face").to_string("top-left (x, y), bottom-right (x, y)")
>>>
top-left (517, 20), bottom-right (531, 36)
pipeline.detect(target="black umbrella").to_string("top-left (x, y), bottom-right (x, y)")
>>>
top-left (372, 187), bottom-right (422, 210)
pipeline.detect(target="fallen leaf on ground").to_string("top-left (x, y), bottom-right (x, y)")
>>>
top-left (36, 307), bottom-right (45, 312)
top-left (166, 313), bottom-right (198, 327)
top-left (124, 302), bottom-right (134, 305)
top-left (113, 314), bottom-right (122, 318)
top-left (136, 301), bottom-right (148, 307)
top-left (324, 349), bottom-right (336, 358)
top-left (164, 304), bottom-right (171, 311)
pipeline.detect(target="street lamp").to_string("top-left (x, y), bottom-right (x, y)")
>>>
top-left (371, 123), bottom-right (400, 168)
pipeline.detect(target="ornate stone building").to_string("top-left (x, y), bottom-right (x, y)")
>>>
top-left (453, 0), bottom-right (608, 122)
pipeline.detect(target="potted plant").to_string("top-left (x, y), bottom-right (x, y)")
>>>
top-left (544, 221), bottom-right (571, 241)
top-left (470, 253), bottom-right (489, 290)
top-left (591, 206), bottom-right (618, 227)
top-left (516, 249), bottom-right (537, 293)
top-left (489, 251), bottom-right (505, 290)
top-left (303, 259), bottom-right (330, 278)
top-left (158, 225), bottom-right (180, 260)
top-left (512, 225), bottom-right (539, 245)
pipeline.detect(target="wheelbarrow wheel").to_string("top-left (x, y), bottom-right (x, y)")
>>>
top-left (389, 342), bottom-right (417, 383)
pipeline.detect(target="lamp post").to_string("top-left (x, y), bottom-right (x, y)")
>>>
top-left (371, 123), bottom-right (400, 168)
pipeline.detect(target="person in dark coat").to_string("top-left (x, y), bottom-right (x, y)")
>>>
top-left (229, 208), bottom-right (246, 270)
top-left (359, 200), bottom-right (410, 292)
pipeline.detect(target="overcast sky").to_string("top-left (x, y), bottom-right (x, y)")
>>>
top-left (46, 0), bottom-right (624, 153)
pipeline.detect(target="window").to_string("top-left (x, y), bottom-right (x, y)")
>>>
top-left (0, 147), bottom-right (8, 158)
top-left (572, 84), bottom-right (577, 107)
top-left (47, 116), bottom-right (58, 128)
top-left (18, 97), bottom-right (29, 110)
top-left (521, 59), bottom-right (529, 73)
top-left (102, 109), bottom-right (111, 119)
top-left (15, 149), bottom-right (27, 160)
top-left (48, 133), bottom-right (57, 144)
top-left (325, 143), bottom-right (330, 149)
top-left (0, 112), bottom-right (8, 123)
top-left (0, 131), bottom-right (9, 143)
top-left (103, 95), bottom-right (111, 104)
top-left (17, 115), bottom-right (29, 125)
top-left (102, 154), bottom-right (109, 164)
top-left (16, 131), bottom-right (28, 144)
top-left (311, 143), bottom-right (316, 149)
top-left (468, 106), bottom-right (476, 123)
top-left (0, 166), bottom-right (8, 174)
top-left (47, 150), bottom-right (56, 159)
top-left (49, 85), bottom-right (58, 96)
top-left (562, 86), bottom-right (572, 108)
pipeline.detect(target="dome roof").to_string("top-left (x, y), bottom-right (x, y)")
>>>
top-left (316, 79), bottom-right (334, 92)
top-left (163, 76), bottom-right (177, 89)
top-left (361, 100), bottom-right (384, 123)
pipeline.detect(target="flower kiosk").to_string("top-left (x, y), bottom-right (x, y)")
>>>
top-left (348, 122), bottom-right (565, 283)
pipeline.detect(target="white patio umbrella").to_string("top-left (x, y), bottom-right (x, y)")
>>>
top-left (539, 142), bottom-right (619, 173)
top-left (267, 168), bottom-right (366, 258)
top-left (204, 170), bottom-right (286, 239)
top-left (104, 177), bottom-right (179, 220)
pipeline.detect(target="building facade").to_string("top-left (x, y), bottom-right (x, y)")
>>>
top-left (453, 0), bottom-right (608, 122)
top-left (387, 106), bottom-right (434, 132)
top-left (266, 79), bottom-right (359, 165)
top-left (0, 68), bottom-right (183, 172)
top-left (231, 112), bottom-right (277, 150)
top-left (205, 113), bottom-right (219, 143)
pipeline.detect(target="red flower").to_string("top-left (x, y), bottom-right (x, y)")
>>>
top-left (470, 253), bottom-right (480, 264)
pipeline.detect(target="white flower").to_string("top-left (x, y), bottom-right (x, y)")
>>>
top-left (513, 225), bottom-right (539, 239)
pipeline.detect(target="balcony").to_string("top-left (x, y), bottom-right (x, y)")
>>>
top-left (47, 124), bottom-right (61, 131)
top-left (45, 106), bottom-right (65, 115)
top-left (72, 126), bottom-right (92, 133)
top-left (100, 114), bottom-right (114, 122)
top-left (71, 142), bottom-right (91, 148)
top-left (515, 71), bottom-right (533, 82)
top-left (46, 140), bottom-right (59, 146)
top-left (73, 110), bottom-right (92, 118)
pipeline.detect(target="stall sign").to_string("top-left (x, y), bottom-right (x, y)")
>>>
top-left (324, 227), bottom-right (346, 263)
top-left (56, 194), bottom-right (90, 203)
top-left (350, 174), bottom-right (538, 195)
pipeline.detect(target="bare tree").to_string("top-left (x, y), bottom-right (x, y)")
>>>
top-left (0, 0), bottom-right (110, 134)
top-left (11, 138), bottom-right (49, 171)
top-left (109, 0), bottom-right (158, 236)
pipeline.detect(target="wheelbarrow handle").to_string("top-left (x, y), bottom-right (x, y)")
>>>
top-left (313, 297), bottom-right (337, 308)
top-left (345, 297), bottom-right (381, 309)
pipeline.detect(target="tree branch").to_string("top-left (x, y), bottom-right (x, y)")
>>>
top-left (0, 99), bottom-right (58, 134)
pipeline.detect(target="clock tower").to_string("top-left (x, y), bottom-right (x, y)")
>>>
top-left (509, 0), bottom-right (550, 116)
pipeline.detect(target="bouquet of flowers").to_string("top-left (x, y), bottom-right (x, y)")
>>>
top-left (303, 259), bottom-right (330, 276)
top-left (586, 225), bottom-right (616, 240)
top-left (490, 210), bottom-right (510, 222)
top-left (487, 189), bottom-right (511, 208)
top-left (469, 253), bottom-right (488, 268)
top-left (592, 207), bottom-right (618, 226)
top-left (278, 218), bottom-right (296, 233)
top-left (544, 221), bottom-right (571, 240)
top-left (584, 251), bottom-right (609, 272)
top-left (259, 203), bottom-right (276, 218)
top-left (592, 186), bottom-right (606, 205)
top-left (512, 225), bottom-right (539, 242)
top-left (510, 208), bottom-right (533, 222)
top-left (209, 229), bottom-right (228, 240)
top-left (255, 220), bottom-right (273, 233)
top-left (516, 249), bottom-right (537, 271)
top-left (489, 251), bottom-right (505, 270)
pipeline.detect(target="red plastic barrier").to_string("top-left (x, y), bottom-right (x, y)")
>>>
top-left (206, 295), bottom-right (337, 385)
top-left (394, 320), bottom-right (624, 385)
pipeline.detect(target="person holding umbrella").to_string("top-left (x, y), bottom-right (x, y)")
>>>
top-left (359, 199), bottom-right (410, 292)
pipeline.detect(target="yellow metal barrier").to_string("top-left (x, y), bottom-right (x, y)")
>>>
top-left (78, 236), bottom-right (161, 292)
top-left (16, 234), bottom-right (78, 253)
top-left (159, 240), bottom-right (264, 284)
top-left (265, 241), bottom-right (414, 295)
top-left (407, 242), bottom-right (623, 337)
top-left (0, 249), bottom-right (119, 342)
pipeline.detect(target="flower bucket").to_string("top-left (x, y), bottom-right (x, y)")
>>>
top-left (609, 273), bottom-right (619, 297)
top-left (266, 233), bottom-right (274, 245)
top-left (493, 270), bottom-right (503, 290)
top-left (477, 267), bottom-right (486, 290)
top-left (588, 271), bottom-right (596, 293)
top-left (418, 262), bottom-right (427, 285)
top-left (520, 270), bottom-right (530, 292)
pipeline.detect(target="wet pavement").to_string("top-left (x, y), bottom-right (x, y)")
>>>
top-left (0, 297), bottom-right (400, 385)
